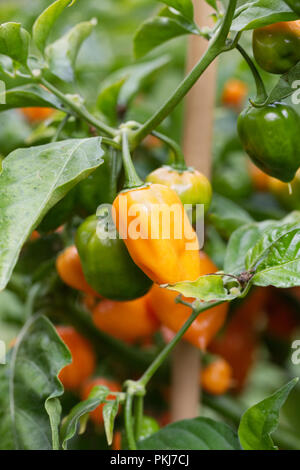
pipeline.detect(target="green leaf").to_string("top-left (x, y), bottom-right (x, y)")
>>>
top-left (97, 56), bottom-right (169, 124)
top-left (167, 274), bottom-right (240, 302)
top-left (231, 0), bottom-right (298, 31)
top-left (45, 19), bottom-right (96, 82)
top-left (139, 417), bottom-right (242, 450)
top-left (265, 61), bottom-right (300, 105)
top-left (209, 193), bottom-right (253, 239)
top-left (0, 22), bottom-right (30, 65)
top-left (205, 0), bottom-right (218, 10)
top-left (238, 379), bottom-right (298, 450)
top-left (103, 397), bottom-right (120, 446)
top-left (60, 386), bottom-right (109, 449)
top-left (97, 78), bottom-right (126, 125)
top-left (0, 137), bottom-right (104, 291)
top-left (224, 223), bottom-right (265, 275)
top-left (33, 0), bottom-right (75, 52)
top-left (134, 15), bottom-right (195, 59)
top-left (0, 84), bottom-right (63, 111)
top-left (159, 0), bottom-right (194, 20)
top-left (0, 315), bottom-right (71, 450)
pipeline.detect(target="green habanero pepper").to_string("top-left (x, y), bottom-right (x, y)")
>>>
top-left (122, 416), bottom-right (160, 449)
top-left (284, 0), bottom-right (300, 14)
top-left (237, 102), bottom-right (300, 183)
top-left (146, 165), bottom-right (212, 214)
top-left (253, 21), bottom-right (300, 74)
top-left (75, 213), bottom-right (153, 301)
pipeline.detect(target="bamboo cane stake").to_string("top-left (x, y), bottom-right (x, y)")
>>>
top-left (171, 0), bottom-right (217, 422)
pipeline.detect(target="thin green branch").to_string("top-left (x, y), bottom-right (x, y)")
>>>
top-left (51, 113), bottom-right (70, 143)
top-left (134, 395), bottom-right (144, 441)
top-left (236, 44), bottom-right (267, 104)
top-left (39, 77), bottom-right (116, 137)
top-left (131, 0), bottom-right (238, 146)
top-left (138, 300), bottom-right (224, 387)
top-left (125, 393), bottom-right (137, 450)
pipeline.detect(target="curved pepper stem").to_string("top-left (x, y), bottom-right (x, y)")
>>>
top-left (121, 129), bottom-right (144, 189)
top-left (236, 44), bottom-right (268, 106)
top-left (152, 130), bottom-right (188, 171)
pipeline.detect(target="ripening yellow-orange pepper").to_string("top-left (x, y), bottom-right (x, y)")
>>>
top-left (112, 184), bottom-right (201, 285)
top-left (147, 252), bottom-right (228, 350)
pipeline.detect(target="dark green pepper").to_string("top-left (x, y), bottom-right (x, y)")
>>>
top-left (76, 150), bottom-right (121, 214)
top-left (237, 102), bottom-right (300, 182)
top-left (284, 0), bottom-right (300, 14)
top-left (75, 213), bottom-right (153, 301)
top-left (253, 21), bottom-right (300, 74)
top-left (38, 188), bottom-right (76, 233)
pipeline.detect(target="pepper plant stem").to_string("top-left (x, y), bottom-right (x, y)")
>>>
top-left (121, 129), bottom-right (143, 189)
top-left (236, 44), bottom-right (267, 104)
top-left (125, 393), bottom-right (137, 450)
top-left (152, 130), bottom-right (187, 170)
top-left (138, 300), bottom-right (224, 388)
top-left (131, 0), bottom-right (237, 147)
top-left (134, 395), bottom-right (144, 441)
top-left (39, 77), bottom-right (116, 137)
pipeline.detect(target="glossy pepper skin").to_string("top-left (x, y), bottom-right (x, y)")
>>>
top-left (76, 214), bottom-right (153, 301)
top-left (112, 184), bottom-right (201, 285)
top-left (38, 188), bottom-right (76, 233)
top-left (253, 21), bottom-right (300, 74)
top-left (147, 252), bottom-right (228, 350)
top-left (57, 326), bottom-right (96, 391)
top-left (238, 102), bottom-right (300, 182)
top-left (145, 166), bottom-right (212, 214)
top-left (92, 294), bottom-right (159, 343)
top-left (201, 358), bottom-right (232, 396)
top-left (284, 0), bottom-right (300, 14)
top-left (56, 245), bottom-right (100, 297)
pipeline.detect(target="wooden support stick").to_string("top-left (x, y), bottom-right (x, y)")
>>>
top-left (171, 0), bottom-right (217, 422)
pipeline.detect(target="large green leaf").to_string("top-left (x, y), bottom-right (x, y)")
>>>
top-left (0, 137), bottom-right (104, 291)
top-left (33, 0), bottom-right (75, 52)
top-left (61, 385), bottom-right (109, 449)
top-left (139, 417), bottom-right (242, 450)
top-left (231, 0), bottom-right (297, 31)
top-left (97, 56), bottom-right (169, 124)
top-left (0, 315), bottom-right (71, 450)
top-left (0, 22), bottom-right (30, 65)
top-left (224, 215), bottom-right (283, 275)
top-left (45, 19), bottom-right (96, 82)
top-left (134, 11), bottom-right (197, 59)
top-left (0, 84), bottom-right (63, 111)
top-left (209, 194), bottom-right (253, 239)
top-left (238, 379), bottom-right (298, 450)
top-left (159, 0), bottom-right (194, 20)
top-left (265, 61), bottom-right (300, 105)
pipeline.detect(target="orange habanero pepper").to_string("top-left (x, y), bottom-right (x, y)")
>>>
top-left (201, 357), bottom-right (233, 396)
top-left (56, 245), bottom-right (101, 298)
top-left (57, 326), bottom-right (96, 391)
top-left (92, 294), bottom-right (160, 343)
top-left (112, 184), bottom-right (201, 285)
top-left (147, 252), bottom-right (228, 350)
